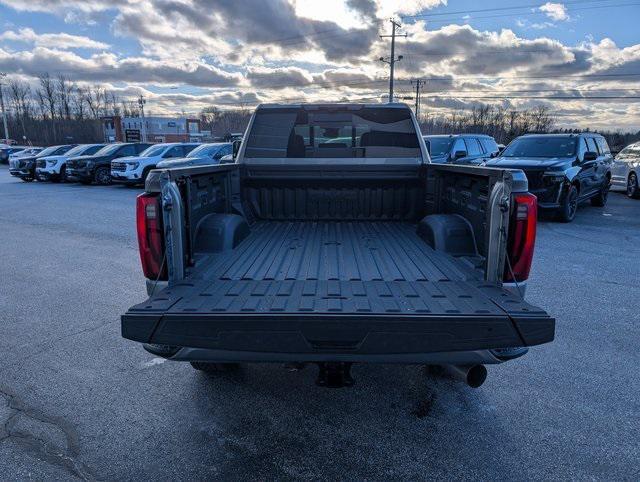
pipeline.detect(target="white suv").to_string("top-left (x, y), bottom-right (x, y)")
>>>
top-left (36, 144), bottom-right (105, 182)
top-left (111, 143), bottom-right (200, 185)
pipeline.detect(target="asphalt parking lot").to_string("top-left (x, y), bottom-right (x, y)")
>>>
top-left (0, 166), bottom-right (638, 481)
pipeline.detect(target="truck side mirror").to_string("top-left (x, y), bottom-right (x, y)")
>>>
top-left (454, 150), bottom-right (467, 159)
top-left (583, 151), bottom-right (597, 162)
top-left (232, 140), bottom-right (241, 160)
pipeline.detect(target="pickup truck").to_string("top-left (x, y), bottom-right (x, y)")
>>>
top-left (121, 103), bottom-right (555, 388)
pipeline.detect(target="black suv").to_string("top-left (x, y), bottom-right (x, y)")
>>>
top-left (8, 144), bottom-right (76, 182)
top-left (423, 134), bottom-right (500, 165)
top-left (485, 133), bottom-right (612, 222)
top-left (66, 143), bottom-right (152, 185)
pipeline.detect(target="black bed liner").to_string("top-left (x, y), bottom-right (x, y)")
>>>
top-left (122, 221), bottom-right (554, 357)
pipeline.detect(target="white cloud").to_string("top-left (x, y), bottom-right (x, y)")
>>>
top-left (0, 47), bottom-right (243, 87)
top-left (0, 28), bottom-right (109, 50)
top-left (0, 0), bottom-right (127, 12)
top-left (375, 0), bottom-right (446, 17)
top-left (539, 2), bottom-right (569, 22)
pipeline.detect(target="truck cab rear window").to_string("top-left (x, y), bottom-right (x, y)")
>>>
top-left (244, 107), bottom-right (421, 159)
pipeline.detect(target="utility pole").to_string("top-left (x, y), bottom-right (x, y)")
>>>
top-left (0, 73), bottom-right (9, 143)
top-left (379, 19), bottom-right (406, 103)
top-left (411, 79), bottom-right (425, 119)
top-left (137, 95), bottom-right (147, 142)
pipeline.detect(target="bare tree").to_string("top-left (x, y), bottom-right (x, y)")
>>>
top-left (8, 79), bottom-right (32, 139)
top-left (84, 86), bottom-right (105, 118)
top-left (56, 74), bottom-right (74, 120)
top-left (38, 73), bottom-right (57, 120)
top-left (105, 90), bottom-right (120, 116)
top-left (37, 73), bottom-right (58, 139)
top-left (530, 105), bottom-right (554, 132)
top-left (73, 85), bottom-right (87, 119)
top-left (418, 104), bottom-right (558, 144)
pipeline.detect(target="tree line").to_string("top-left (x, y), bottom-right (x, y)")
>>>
top-left (418, 105), bottom-right (556, 144)
top-left (1, 74), bottom-right (146, 145)
top-left (418, 105), bottom-right (640, 152)
top-left (1, 73), bottom-right (638, 150)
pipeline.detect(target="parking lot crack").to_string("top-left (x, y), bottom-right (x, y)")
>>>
top-left (0, 386), bottom-right (97, 481)
top-left (1, 320), bottom-right (114, 374)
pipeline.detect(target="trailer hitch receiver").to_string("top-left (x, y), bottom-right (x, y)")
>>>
top-left (315, 362), bottom-right (354, 388)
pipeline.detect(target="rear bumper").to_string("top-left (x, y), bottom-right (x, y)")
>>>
top-left (168, 346), bottom-right (512, 365)
top-left (122, 312), bottom-right (555, 363)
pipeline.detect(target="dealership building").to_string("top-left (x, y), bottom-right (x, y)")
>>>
top-left (102, 116), bottom-right (205, 143)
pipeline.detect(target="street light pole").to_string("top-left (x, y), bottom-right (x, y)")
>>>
top-left (0, 73), bottom-right (10, 142)
top-left (138, 95), bottom-right (147, 142)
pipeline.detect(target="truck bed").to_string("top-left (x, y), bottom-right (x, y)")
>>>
top-left (122, 221), bottom-right (554, 359)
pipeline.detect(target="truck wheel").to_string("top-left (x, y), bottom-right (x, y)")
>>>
top-left (557, 184), bottom-right (578, 222)
top-left (94, 167), bottom-right (111, 185)
top-left (190, 362), bottom-right (241, 373)
top-left (627, 173), bottom-right (640, 199)
top-left (590, 178), bottom-right (610, 207)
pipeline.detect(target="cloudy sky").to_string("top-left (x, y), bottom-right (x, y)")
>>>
top-left (1, 0), bottom-right (639, 129)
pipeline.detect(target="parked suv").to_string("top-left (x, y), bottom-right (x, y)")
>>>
top-left (111, 143), bottom-right (199, 185)
top-left (155, 143), bottom-right (232, 169)
top-left (9, 145), bottom-right (76, 182)
top-left (9, 147), bottom-right (43, 162)
top-left (611, 141), bottom-right (640, 198)
top-left (66, 143), bottom-right (152, 185)
top-left (1, 146), bottom-right (28, 164)
top-left (36, 143), bottom-right (106, 182)
top-left (485, 133), bottom-right (613, 222)
top-left (423, 134), bottom-right (500, 164)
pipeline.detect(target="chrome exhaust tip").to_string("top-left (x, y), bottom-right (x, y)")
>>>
top-left (442, 364), bottom-right (487, 388)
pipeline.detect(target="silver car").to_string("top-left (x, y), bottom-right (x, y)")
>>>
top-left (611, 141), bottom-right (640, 198)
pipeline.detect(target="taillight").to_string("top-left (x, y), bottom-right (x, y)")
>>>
top-left (136, 193), bottom-right (167, 280)
top-left (503, 193), bottom-right (537, 283)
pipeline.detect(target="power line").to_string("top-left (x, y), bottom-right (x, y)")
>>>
top-left (402, 0), bottom-right (621, 19)
top-left (411, 1), bottom-right (640, 26)
top-left (423, 94), bottom-right (640, 100)
top-left (397, 82), bottom-right (640, 94)
top-left (397, 72), bottom-right (640, 82)
top-left (243, 71), bottom-right (640, 93)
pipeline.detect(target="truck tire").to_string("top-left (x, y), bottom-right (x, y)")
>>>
top-left (590, 178), bottom-right (610, 207)
top-left (190, 362), bottom-right (241, 373)
top-left (557, 184), bottom-right (578, 222)
top-left (627, 173), bottom-right (640, 199)
top-left (94, 167), bottom-right (111, 185)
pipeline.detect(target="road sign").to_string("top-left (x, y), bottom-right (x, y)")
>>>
top-left (125, 129), bottom-right (141, 142)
